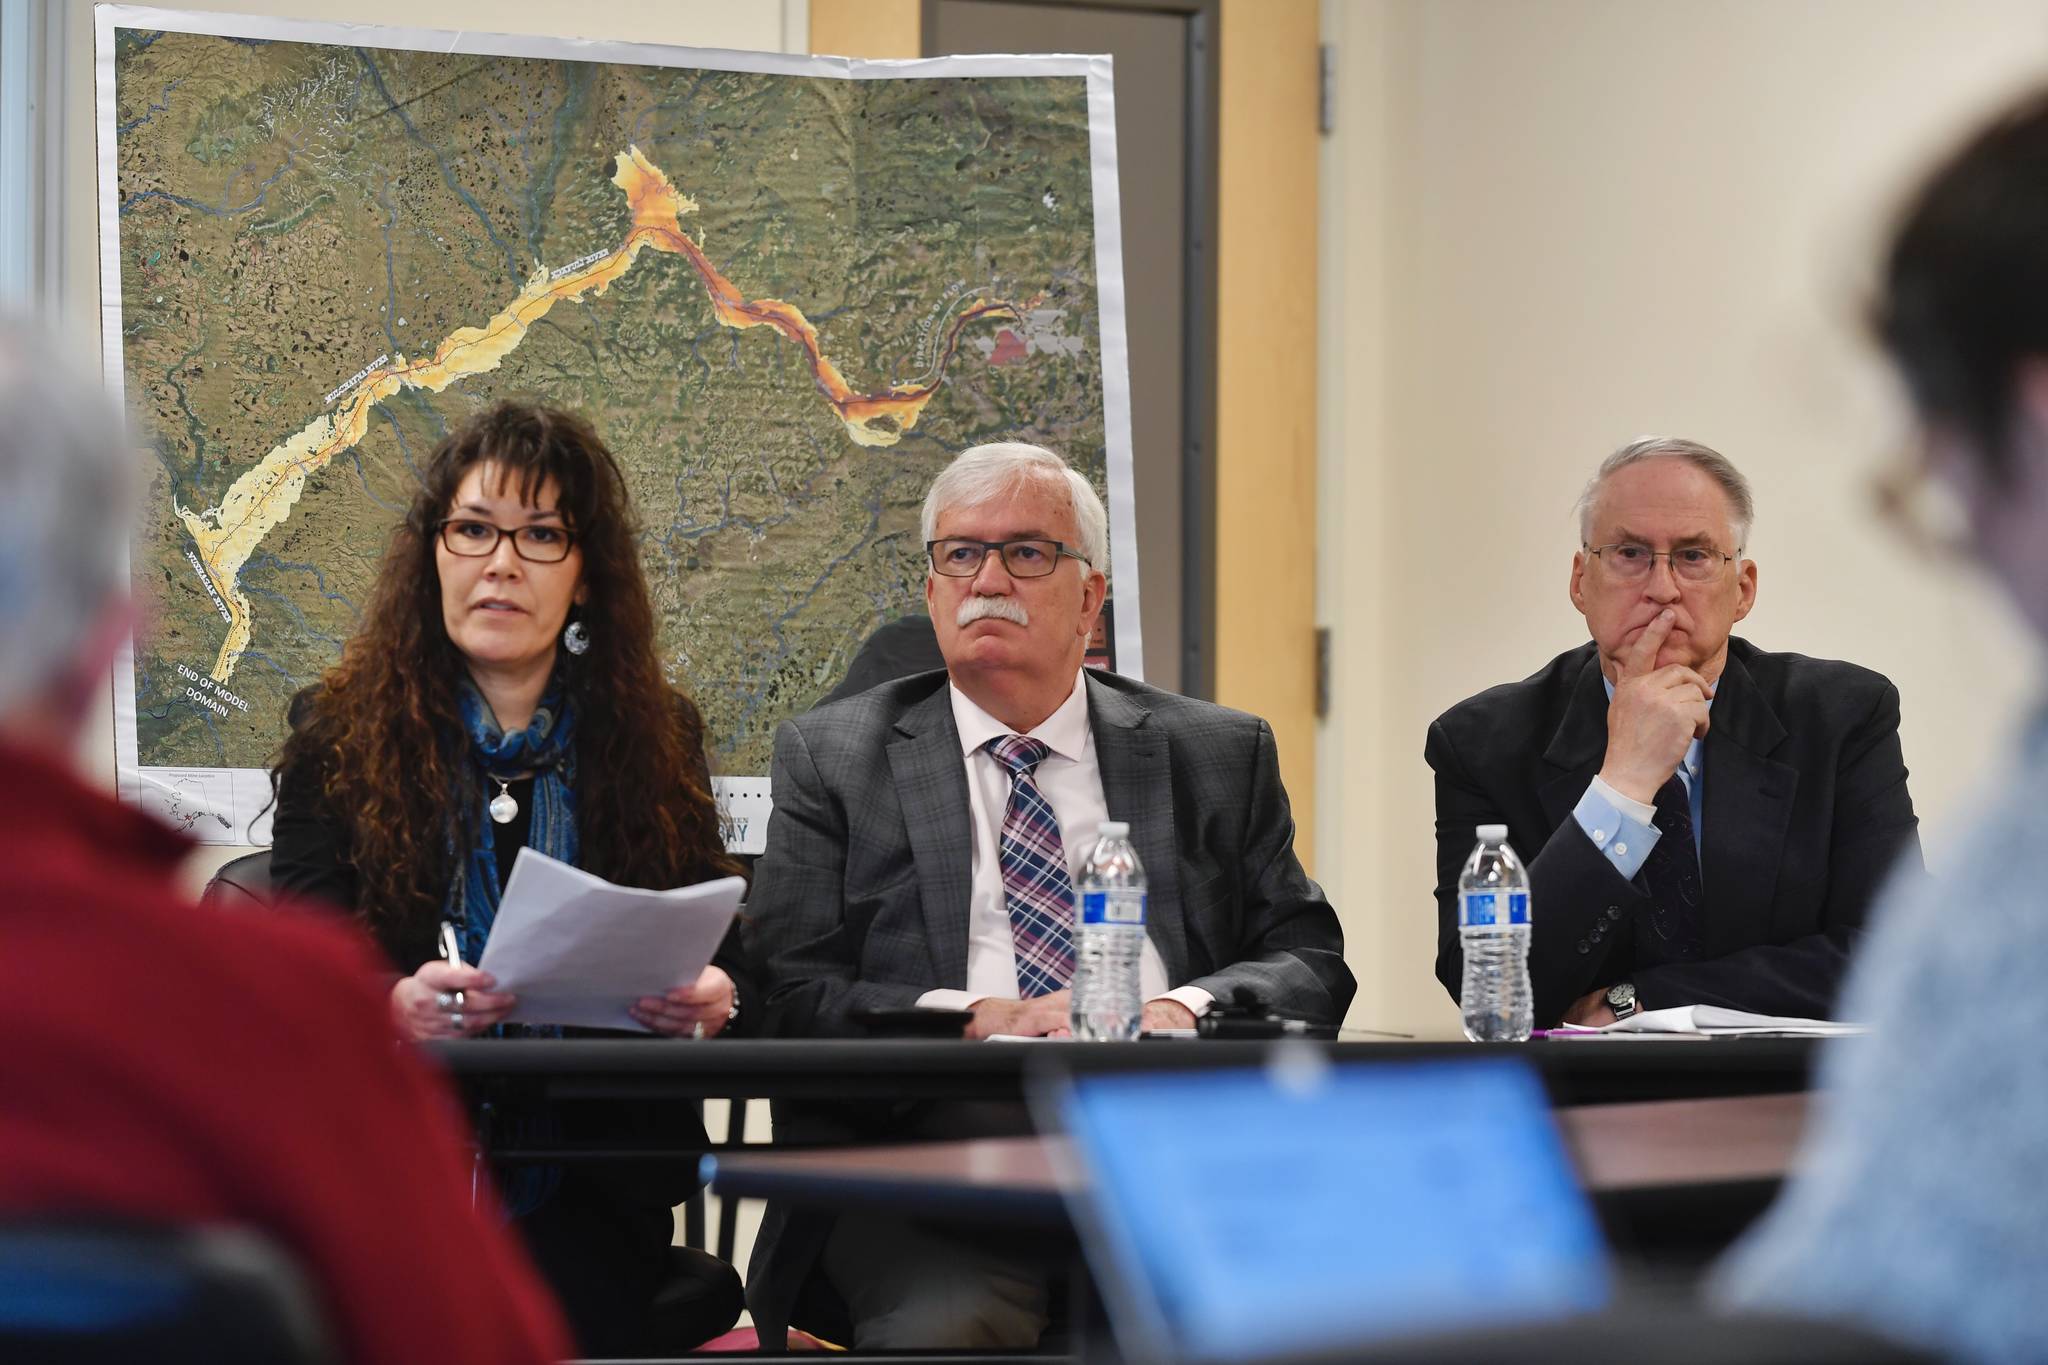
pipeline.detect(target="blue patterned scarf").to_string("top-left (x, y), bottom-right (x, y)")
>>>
top-left (446, 676), bottom-right (580, 962)
top-left (444, 674), bottom-right (579, 1218)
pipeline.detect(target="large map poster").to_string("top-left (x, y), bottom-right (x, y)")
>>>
top-left (95, 7), bottom-right (1137, 846)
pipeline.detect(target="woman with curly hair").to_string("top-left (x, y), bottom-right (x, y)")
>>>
top-left (271, 400), bottom-right (744, 1355)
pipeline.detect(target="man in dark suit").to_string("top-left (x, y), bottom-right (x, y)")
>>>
top-left (1427, 438), bottom-right (1922, 1029)
top-left (746, 441), bottom-right (1352, 1348)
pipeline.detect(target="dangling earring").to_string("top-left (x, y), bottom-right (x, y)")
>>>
top-left (563, 617), bottom-right (591, 656)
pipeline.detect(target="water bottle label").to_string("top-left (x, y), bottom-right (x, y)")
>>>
top-left (1460, 891), bottom-right (1529, 928)
top-left (1082, 889), bottom-right (1146, 926)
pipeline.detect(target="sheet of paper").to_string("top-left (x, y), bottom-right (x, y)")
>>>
top-left (475, 848), bottom-right (744, 1031)
top-left (1554, 1005), bottom-right (1865, 1037)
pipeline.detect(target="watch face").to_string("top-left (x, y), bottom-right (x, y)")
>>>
top-left (1606, 984), bottom-right (1636, 1008)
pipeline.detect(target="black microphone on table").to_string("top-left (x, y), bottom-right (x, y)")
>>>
top-left (1195, 988), bottom-right (1334, 1039)
top-left (1189, 988), bottom-right (1413, 1041)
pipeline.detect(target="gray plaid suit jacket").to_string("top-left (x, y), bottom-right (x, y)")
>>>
top-left (742, 667), bottom-right (1353, 1336)
top-left (751, 666), bottom-right (1352, 1035)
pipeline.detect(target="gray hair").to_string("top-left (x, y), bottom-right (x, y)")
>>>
top-left (0, 317), bottom-right (134, 716)
top-left (920, 441), bottom-right (1110, 573)
top-left (1576, 436), bottom-right (1754, 549)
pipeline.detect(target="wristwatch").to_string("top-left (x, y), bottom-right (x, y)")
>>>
top-left (1605, 982), bottom-right (1641, 1020)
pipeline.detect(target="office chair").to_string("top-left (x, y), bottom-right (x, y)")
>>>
top-left (0, 1219), bottom-right (334, 1363)
top-left (198, 849), bottom-right (274, 911)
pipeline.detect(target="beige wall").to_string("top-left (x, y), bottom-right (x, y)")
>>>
top-left (57, 0), bottom-right (808, 889)
top-left (1317, 0), bottom-right (2048, 1037)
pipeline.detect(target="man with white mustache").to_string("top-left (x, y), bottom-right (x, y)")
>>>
top-left (744, 440), bottom-right (1352, 1350)
top-left (1426, 438), bottom-right (1923, 1029)
top-left (955, 592), bottom-right (1029, 628)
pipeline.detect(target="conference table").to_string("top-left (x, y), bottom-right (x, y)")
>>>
top-left (429, 1035), bottom-right (1823, 1254)
top-left (700, 1091), bottom-right (1812, 1226)
top-left (429, 1035), bottom-right (1825, 1139)
top-left (427, 1037), bottom-right (1836, 1360)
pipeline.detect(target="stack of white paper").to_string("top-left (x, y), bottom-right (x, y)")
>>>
top-left (1557, 1005), bottom-right (1865, 1037)
top-left (474, 848), bottom-right (745, 1031)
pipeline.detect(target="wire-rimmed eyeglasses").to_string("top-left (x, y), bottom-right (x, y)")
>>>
top-left (926, 537), bottom-right (1087, 578)
top-left (1583, 542), bottom-right (1740, 583)
top-left (438, 518), bottom-right (578, 563)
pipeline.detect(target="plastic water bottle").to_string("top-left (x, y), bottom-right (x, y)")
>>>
top-left (1071, 820), bottom-right (1146, 1041)
top-left (1459, 823), bottom-right (1533, 1042)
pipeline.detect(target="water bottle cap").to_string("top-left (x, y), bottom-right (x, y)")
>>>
top-left (1097, 820), bottom-right (1130, 838)
top-left (1476, 823), bottom-right (1508, 842)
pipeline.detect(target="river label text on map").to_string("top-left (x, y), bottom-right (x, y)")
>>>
top-left (550, 250), bottom-right (609, 282)
top-left (184, 548), bottom-right (231, 625)
top-left (324, 355), bottom-right (390, 405)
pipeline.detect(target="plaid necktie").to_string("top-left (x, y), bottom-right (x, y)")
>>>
top-left (1640, 773), bottom-right (1704, 962)
top-left (986, 734), bottom-right (1076, 997)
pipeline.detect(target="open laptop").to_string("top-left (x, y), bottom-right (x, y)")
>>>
top-left (1037, 1053), bottom-right (1611, 1365)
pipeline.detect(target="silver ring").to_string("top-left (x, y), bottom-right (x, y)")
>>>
top-left (691, 1021), bottom-right (705, 1041)
top-left (435, 991), bottom-right (457, 1011)
top-left (449, 1012), bottom-right (465, 1031)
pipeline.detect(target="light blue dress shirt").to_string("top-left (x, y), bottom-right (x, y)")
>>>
top-left (1569, 679), bottom-right (1707, 880)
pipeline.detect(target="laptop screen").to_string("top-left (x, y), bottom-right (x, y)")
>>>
top-left (1052, 1055), bottom-right (1611, 1363)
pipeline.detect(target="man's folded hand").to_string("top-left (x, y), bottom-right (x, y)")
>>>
top-left (966, 991), bottom-right (1073, 1039)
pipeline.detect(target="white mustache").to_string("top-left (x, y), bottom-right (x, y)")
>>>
top-left (957, 595), bottom-right (1029, 628)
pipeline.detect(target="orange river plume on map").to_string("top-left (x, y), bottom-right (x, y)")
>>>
top-left (112, 32), bottom-right (1110, 775)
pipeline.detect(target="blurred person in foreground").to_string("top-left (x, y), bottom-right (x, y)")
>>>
top-left (0, 322), bottom-right (569, 1361)
top-left (270, 402), bottom-right (746, 1356)
top-left (1713, 90), bottom-right (2048, 1361)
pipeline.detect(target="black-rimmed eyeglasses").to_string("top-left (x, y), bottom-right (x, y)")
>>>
top-left (926, 537), bottom-right (1088, 578)
top-left (1584, 542), bottom-right (1740, 583)
top-left (438, 518), bottom-right (578, 563)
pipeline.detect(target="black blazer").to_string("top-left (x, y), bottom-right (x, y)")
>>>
top-left (269, 687), bottom-right (750, 997)
top-left (1426, 638), bottom-right (1923, 1026)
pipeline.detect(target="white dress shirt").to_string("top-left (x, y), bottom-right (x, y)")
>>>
top-left (918, 670), bottom-right (1213, 1019)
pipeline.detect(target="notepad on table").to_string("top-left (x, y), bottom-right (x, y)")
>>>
top-left (1554, 1005), bottom-right (1865, 1037)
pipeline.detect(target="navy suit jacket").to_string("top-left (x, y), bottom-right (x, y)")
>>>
top-left (1426, 637), bottom-right (1922, 1026)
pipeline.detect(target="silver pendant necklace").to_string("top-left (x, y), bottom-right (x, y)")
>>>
top-left (488, 777), bottom-right (519, 825)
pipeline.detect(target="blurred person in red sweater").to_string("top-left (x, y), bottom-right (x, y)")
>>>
top-left (0, 314), bottom-right (570, 1365)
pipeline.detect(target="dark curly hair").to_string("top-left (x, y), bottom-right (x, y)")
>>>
top-left (275, 401), bottom-right (738, 929)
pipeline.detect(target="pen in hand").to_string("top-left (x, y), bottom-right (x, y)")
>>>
top-left (420, 921), bottom-right (519, 1038)
top-left (437, 920), bottom-right (466, 1020)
